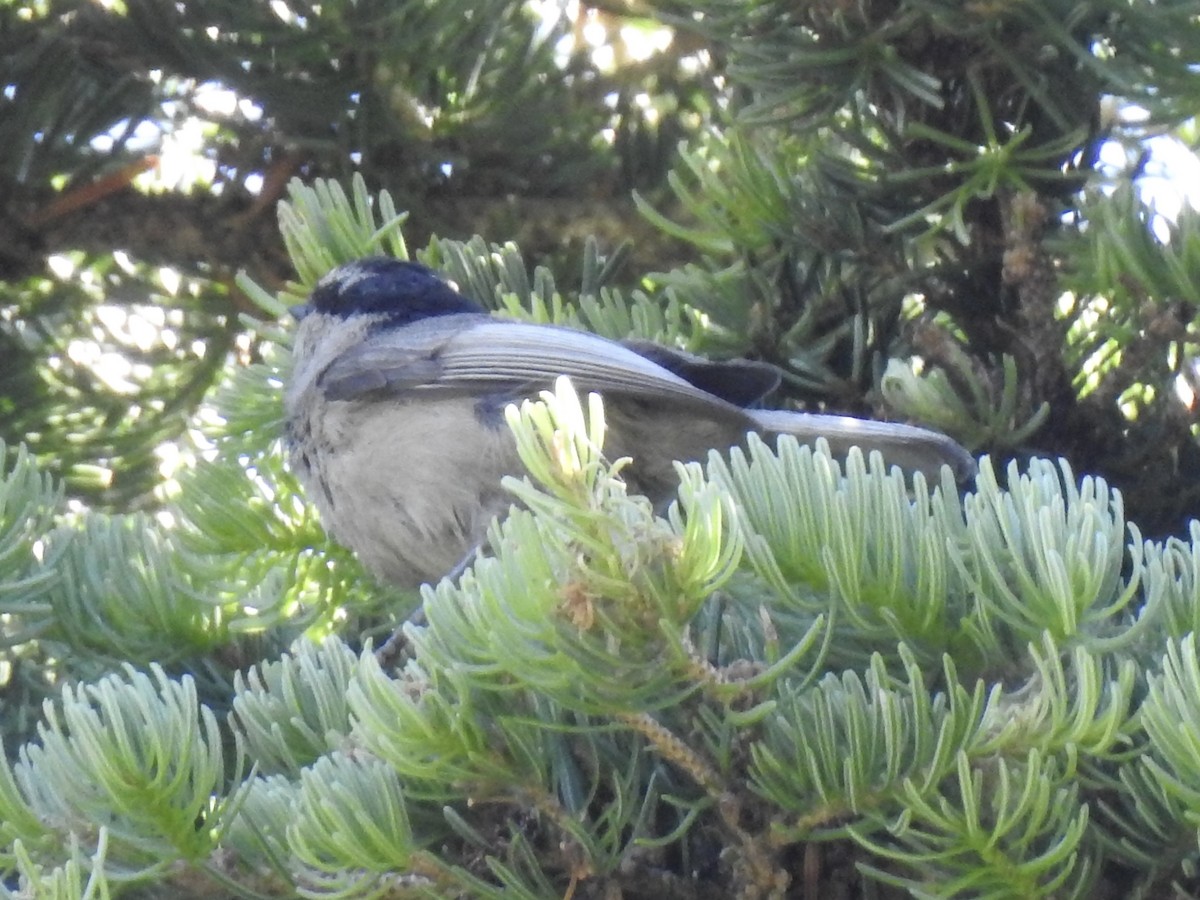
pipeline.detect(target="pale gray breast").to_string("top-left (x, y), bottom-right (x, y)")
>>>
top-left (288, 388), bottom-right (521, 587)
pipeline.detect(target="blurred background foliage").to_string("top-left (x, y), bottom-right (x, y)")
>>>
top-left (1, 0), bottom-right (1199, 529)
top-left (3, 0), bottom-right (1200, 532)
top-left (0, 0), bottom-right (707, 507)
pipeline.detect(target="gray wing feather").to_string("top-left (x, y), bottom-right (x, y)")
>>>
top-left (319, 317), bottom-right (736, 410)
top-left (316, 316), bottom-right (975, 481)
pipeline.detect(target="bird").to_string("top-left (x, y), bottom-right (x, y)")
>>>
top-left (284, 257), bottom-right (975, 588)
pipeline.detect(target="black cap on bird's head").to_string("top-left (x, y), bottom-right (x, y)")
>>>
top-left (298, 257), bottom-right (485, 326)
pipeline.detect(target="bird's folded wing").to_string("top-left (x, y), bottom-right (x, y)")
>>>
top-left (318, 317), bottom-right (738, 412)
top-left (316, 317), bottom-right (976, 481)
top-left (618, 338), bottom-right (781, 407)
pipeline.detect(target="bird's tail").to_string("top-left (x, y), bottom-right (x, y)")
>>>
top-left (747, 410), bottom-right (976, 483)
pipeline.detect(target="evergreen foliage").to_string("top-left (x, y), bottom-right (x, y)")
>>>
top-left (0, 0), bottom-right (693, 506)
top-left (3, 0), bottom-right (1200, 897)
top-left (0, 180), bottom-right (1199, 897)
top-left (636, 0), bottom-right (1200, 533)
top-left (5, 0), bottom-right (1200, 529)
